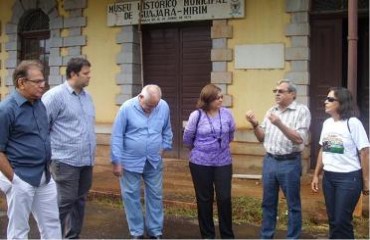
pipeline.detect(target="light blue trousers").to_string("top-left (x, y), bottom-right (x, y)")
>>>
top-left (119, 160), bottom-right (163, 237)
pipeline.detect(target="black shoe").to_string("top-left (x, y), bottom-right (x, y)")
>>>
top-left (130, 235), bottom-right (144, 239)
top-left (149, 235), bottom-right (162, 239)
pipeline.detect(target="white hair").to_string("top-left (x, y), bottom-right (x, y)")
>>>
top-left (277, 79), bottom-right (297, 94)
top-left (140, 84), bottom-right (162, 101)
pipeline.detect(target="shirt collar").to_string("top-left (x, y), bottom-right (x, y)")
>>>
top-left (274, 100), bottom-right (297, 111)
top-left (64, 81), bottom-right (86, 96)
top-left (13, 89), bottom-right (31, 106)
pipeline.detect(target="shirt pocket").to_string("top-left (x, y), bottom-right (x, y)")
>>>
top-left (151, 119), bottom-right (165, 133)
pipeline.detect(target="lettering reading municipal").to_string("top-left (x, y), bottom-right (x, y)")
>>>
top-left (184, 0), bottom-right (227, 6)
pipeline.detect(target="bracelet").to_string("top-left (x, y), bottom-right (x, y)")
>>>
top-left (363, 190), bottom-right (369, 196)
top-left (252, 122), bottom-right (259, 129)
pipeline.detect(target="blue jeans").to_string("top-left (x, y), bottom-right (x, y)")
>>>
top-left (119, 160), bottom-right (163, 237)
top-left (260, 154), bottom-right (302, 239)
top-left (323, 170), bottom-right (362, 239)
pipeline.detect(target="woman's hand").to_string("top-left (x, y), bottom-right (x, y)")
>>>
top-left (363, 180), bottom-right (369, 196)
top-left (311, 175), bottom-right (320, 193)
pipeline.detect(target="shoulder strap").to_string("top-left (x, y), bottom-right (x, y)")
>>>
top-left (347, 117), bottom-right (361, 161)
top-left (194, 109), bottom-right (202, 134)
top-left (190, 109), bottom-right (202, 147)
top-left (347, 118), bottom-right (351, 133)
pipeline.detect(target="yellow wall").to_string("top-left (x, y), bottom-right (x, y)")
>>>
top-left (228, 0), bottom-right (290, 129)
top-left (0, 0), bottom-right (14, 99)
top-left (83, 0), bottom-right (121, 123)
top-left (84, 0), bottom-right (291, 126)
top-left (0, 0), bottom-right (120, 123)
top-left (1, 0), bottom-right (290, 127)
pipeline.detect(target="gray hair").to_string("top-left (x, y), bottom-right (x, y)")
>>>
top-left (140, 84), bottom-right (162, 101)
top-left (277, 79), bottom-right (297, 94)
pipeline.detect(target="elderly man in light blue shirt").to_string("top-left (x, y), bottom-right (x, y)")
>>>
top-left (111, 84), bottom-right (173, 239)
top-left (42, 57), bottom-right (96, 239)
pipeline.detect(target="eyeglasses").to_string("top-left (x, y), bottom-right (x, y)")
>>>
top-left (216, 95), bottom-right (223, 100)
top-left (25, 78), bottom-right (46, 85)
top-left (325, 97), bottom-right (338, 102)
top-left (272, 89), bottom-right (290, 94)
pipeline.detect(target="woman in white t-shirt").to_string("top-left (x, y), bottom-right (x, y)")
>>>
top-left (311, 87), bottom-right (369, 239)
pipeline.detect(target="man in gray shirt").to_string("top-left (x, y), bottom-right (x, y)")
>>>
top-left (42, 57), bottom-right (96, 239)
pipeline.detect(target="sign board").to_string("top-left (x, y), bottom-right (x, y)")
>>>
top-left (235, 44), bottom-right (285, 69)
top-left (107, 0), bottom-right (245, 26)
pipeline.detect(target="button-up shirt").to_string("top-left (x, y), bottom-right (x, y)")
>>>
top-left (110, 96), bottom-right (173, 173)
top-left (261, 101), bottom-right (311, 155)
top-left (0, 90), bottom-right (51, 186)
top-left (42, 81), bottom-right (96, 167)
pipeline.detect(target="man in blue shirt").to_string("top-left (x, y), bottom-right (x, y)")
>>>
top-left (42, 57), bottom-right (96, 239)
top-left (0, 60), bottom-right (61, 239)
top-left (111, 84), bottom-right (173, 239)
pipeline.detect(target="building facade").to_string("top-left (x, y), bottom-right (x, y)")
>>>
top-left (0, 0), bottom-right (368, 173)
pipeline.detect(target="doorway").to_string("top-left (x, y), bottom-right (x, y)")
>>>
top-left (142, 21), bottom-right (212, 159)
top-left (309, 15), bottom-right (369, 168)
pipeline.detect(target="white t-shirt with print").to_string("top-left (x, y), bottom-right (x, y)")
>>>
top-left (319, 117), bottom-right (370, 173)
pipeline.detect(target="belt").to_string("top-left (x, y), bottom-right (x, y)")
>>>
top-left (267, 152), bottom-right (301, 161)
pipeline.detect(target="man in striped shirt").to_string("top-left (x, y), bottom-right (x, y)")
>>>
top-left (245, 79), bottom-right (311, 239)
top-left (42, 57), bottom-right (96, 239)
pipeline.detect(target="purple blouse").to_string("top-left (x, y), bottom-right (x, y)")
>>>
top-left (183, 107), bottom-right (235, 166)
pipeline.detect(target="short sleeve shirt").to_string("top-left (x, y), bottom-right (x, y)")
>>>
top-left (320, 117), bottom-right (370, 172)
top-left (0, 90), bottom-right (51, 186)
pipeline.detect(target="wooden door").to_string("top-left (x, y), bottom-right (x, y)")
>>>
top-left (309, 18), bottom-right (343, 168)
top-left (358, 19), bottom-right (369, 135)
top-left (142, 22), bottom-right (212, 159)
top-left (310, 16), bottom-right (369, 168)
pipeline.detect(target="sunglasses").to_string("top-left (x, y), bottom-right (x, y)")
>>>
top-left (272, 89), bottom-right (290, 94)
top-left (325, 97), bottom-right (338, 103)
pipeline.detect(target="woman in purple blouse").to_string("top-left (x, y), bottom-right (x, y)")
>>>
top-left (183, 84), bottom-right (236, 239)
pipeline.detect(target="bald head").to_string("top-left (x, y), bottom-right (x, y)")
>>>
top-left (140, 84), bottom-right (162, 101)
top-left (139, 84), bottom-right (162, 114)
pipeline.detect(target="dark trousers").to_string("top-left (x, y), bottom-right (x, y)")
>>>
top-left (189, 162), bottom-right (234, 239)
top-left (323, 170), bottom-right (362, 239)
top-left (50, 161), bottom-right (93, 239)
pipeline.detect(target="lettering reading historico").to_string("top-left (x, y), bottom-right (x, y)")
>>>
top-left (108, 0), bottom-right (228, 13)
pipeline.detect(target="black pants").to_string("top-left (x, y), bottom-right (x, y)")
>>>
top-left (189, 162), bottom-right (234, 239)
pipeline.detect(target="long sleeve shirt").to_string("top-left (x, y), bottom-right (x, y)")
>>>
top-left (110, 96), bottom-right (173, 173)
top-left (42, 81), bottom-right (96, 167)
top-left (183, 107), bottom-right (235, 166)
